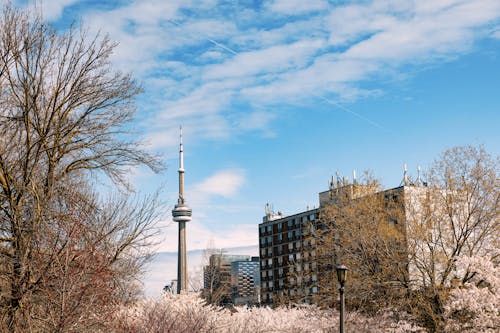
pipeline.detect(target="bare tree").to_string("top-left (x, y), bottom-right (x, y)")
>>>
top-left (403, 145), bottom-right (499, 331)
top-left (200, 243), bottom-right (232, 306)
top-left (300, 172), bottom-right (407, 310)
top-left (0, 4), bottom-right (163, 332)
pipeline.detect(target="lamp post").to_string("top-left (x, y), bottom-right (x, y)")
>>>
top-left (336, 265), bottom-right (347, 333)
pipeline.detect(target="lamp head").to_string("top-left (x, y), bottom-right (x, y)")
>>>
top-left (336, 265), bottom-right (348, 286)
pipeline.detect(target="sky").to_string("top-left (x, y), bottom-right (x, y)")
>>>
top-left (12, 0), bottom-right (500, 297)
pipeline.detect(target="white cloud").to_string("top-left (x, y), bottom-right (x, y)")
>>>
top-left (267, 0), bottom-right (328, 15)
top-left (63, 0), bottom-right (500, 149)
top-left (194, 169), bottom-right (245, 198)
top-left (204, 39), bottom-right (324, 79)
top-left (236, 110), bottom-right (276, 133)
top-left (26, 0), bottom-right (79, 21)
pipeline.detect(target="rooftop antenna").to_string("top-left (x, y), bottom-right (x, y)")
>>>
top-left (336, 171), bottom-right (341, 188)
top-left (417, 165), bottom-right (422, 187)
top-left (403, 163), bottom-right (409, 186)
top-left (265, 203), bottom-right (271, 218)
top-left (330, 175), bottom-right (335, 190)
top-left (352, 170), bottom-right (357, 185)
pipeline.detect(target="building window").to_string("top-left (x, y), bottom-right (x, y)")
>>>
top-left (309, 214), bottom-right (315, 221)
top-left (312, 274), bottom-right (318, 282)
top-left (267, 248), bottom-right (273, 255)
top-left (267, 225), bottom-right (272, 233)
top-left (294, 229), bottom-right (300, 238)
top-left (278, 233), bottom-right (283, 241)
top-left (287, 220), bottom-right (292, 227)
top-left (287, 231), bottom-right (293, 239)
top-left (260, 248), bottom-right (265, 256)
top-left (312, 286), bottom-right (318, 293)
top-left (278, 222), bottom-right (282, 230)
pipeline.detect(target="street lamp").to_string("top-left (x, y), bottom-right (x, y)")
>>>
top-left (336, 265), bottom-right (347, 333)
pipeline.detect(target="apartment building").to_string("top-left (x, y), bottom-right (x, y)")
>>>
top-left (258, 172), bottom-right (426, 305)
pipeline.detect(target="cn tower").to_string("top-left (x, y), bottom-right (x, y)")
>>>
top-left (172, 127), bottom-right (192, 294)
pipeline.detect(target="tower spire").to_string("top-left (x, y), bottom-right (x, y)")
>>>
top-left (178, 126), bottom-right (185, 203)
top-left (172, 126), bottom-right (192, 294)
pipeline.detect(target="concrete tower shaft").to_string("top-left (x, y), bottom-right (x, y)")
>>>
top-left (172, 127), bottom-right (192, 294)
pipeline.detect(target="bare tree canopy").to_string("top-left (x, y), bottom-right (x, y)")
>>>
top-left (0, 4), bottom-right (164, 332)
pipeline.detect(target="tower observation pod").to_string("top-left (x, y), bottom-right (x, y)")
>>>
top-left (172, 127), bottom-right (192, 294)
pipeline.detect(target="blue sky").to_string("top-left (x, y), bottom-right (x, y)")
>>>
top-left (16, 0), bottom-right (500, 296)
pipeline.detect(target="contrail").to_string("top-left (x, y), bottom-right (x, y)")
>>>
top-left (167, 19), bottom-right (239, 56)
top-left (314, 94), bottom-right (384, 130)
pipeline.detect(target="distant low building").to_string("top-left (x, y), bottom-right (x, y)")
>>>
top-left (203, 254), bottom-right (260, 306)
top-left (231, 257), bottom-right (260, 306)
